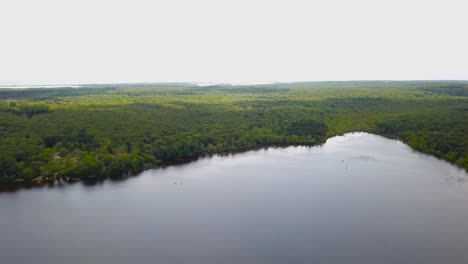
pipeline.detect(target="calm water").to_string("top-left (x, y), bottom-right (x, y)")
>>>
top-left (1, 133), bottom-right (467, 264)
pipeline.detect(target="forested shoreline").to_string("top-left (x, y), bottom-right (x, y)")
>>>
top-left (1, 81), bottom-right (467, 189)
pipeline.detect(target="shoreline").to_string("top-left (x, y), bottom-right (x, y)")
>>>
top-left (0, 141), bottom-right (325, 192)
top-left (1, 131), bottom-right (466, 192)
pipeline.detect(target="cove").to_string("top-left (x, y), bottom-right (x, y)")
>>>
top-left (0, 132), bottom-right (467, 264)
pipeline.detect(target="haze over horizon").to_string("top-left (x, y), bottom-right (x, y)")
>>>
top-left (1, 0), bottom-right (467, 85)
top-left (2, 80), bottom-right (468, 88)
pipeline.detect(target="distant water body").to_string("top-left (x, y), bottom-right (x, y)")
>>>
top-left (195, 82), bottom-right (276, 86)
top-left (0, 85), bottom-right (84, 89)
top-left (1, 133), bottom-right (467, 264)
top-left (0, 83), bottom-right (275, 88)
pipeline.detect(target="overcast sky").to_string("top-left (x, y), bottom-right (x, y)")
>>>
top-left (1, 0), bottom-right (467, 85)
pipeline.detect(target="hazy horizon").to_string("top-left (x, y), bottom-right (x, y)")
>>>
top-left (2, 79), bottom-right (468, 88)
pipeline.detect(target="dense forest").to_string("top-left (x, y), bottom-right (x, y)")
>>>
top-left (0, 81), bottom-right (467, 188)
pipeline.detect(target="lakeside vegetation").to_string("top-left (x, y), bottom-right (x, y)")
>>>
top-left (0, 81), bottom-right (467, 188)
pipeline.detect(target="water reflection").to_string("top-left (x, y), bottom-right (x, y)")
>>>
top-left (0, 133), bottom-right (467, 264)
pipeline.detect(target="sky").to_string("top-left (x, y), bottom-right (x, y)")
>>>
top-left (0, 0), bottom-right (467, 85)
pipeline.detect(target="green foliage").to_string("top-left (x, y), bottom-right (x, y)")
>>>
top-left (0, 81), bottom-right (467, 186)
top-left (0, 101), bottom-right (49, 118)
top-left (287, 119), bottom-right (328, 139)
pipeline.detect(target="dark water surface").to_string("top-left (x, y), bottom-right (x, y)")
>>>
top-left (1, 133), bottom-right (467, 264)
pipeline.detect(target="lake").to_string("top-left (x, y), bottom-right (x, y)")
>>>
top-left (1, 132), bottom-right (467, 264)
